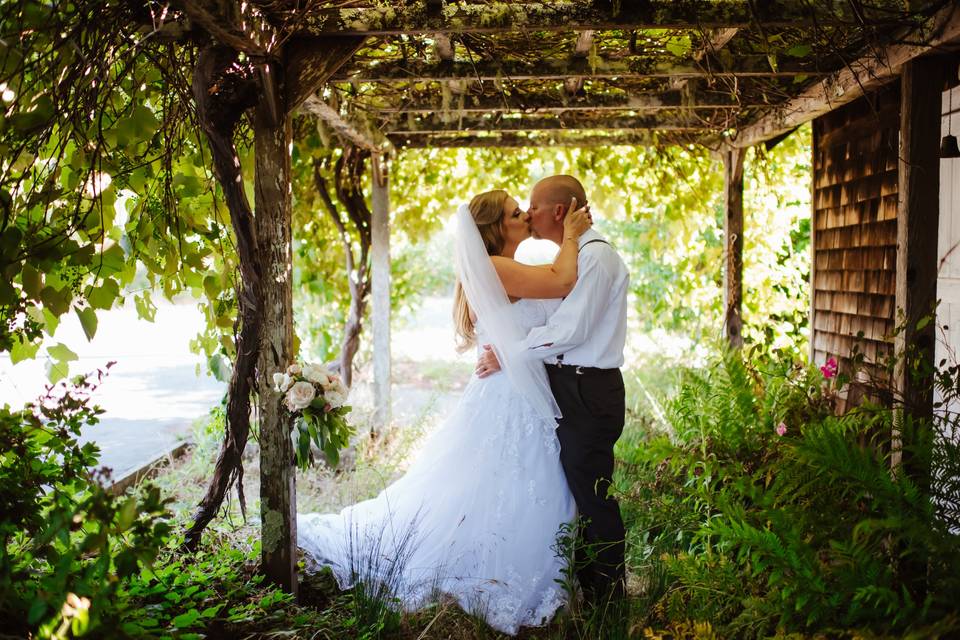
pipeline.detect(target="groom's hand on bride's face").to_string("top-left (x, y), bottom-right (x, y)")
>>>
top-left (475, 345), bottom-right (502, 378)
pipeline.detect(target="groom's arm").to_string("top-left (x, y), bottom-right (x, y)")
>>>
top-left (521, 250), bottom-right (613, 360)
top-left (475, 251), bottom-right (612, 378)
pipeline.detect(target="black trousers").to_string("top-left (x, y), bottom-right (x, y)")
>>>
top-left (547, 365), bottom-right (626, 602)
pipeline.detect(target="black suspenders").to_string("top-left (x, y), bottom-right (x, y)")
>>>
top-left (579, 238), bottom-right (610, 251)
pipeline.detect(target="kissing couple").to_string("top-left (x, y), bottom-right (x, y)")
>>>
top-left (297, 175), bottom-right (630, 635)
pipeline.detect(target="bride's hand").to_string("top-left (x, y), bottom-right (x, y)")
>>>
top-left (562, 197), bottom-right (592, 242)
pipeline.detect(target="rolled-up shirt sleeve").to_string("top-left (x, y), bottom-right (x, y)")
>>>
top-left (522, 250), bottom-right (612, 360)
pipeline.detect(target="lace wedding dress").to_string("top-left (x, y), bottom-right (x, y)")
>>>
top-left (297, 298), bottom-right (575, 635)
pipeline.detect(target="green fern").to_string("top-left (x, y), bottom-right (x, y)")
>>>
top-left (618, 344), bottom-right (960, 637)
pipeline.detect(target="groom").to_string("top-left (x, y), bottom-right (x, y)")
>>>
top-left (477, 175), bottom-right (630, 604)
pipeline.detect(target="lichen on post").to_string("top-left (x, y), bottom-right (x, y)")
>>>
top-left (253, 61), bottom-right (298, 595)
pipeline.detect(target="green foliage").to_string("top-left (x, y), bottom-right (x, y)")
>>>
top-left (0, 368), bottom-right (173, 638)
top-left (112, 537), bottom-right (349, 639)
top-left (1, 0), bottom-right (239, 382)
top-left (617, 346), bottom-right (960, 638)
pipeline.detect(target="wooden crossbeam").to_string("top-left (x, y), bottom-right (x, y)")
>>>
top-left (300, 95), bottom-right (391, 152)
top-left (299, 1), bottom-right (918, 36)
top-left (374, 90), bottom-right (759, 114)
top-left (332, 56), bottom-right (827, 83)
top-left (387, 113), bottom-right (717, 134)
top-left (733, 1), bottom-right (960, 148)
top-left (389, 131), bottom-right (669, 148)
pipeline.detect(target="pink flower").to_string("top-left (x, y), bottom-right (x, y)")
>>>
top-left (820, 357), bottom-right (838, 379)
top-left (324, 403), bottom-right (333, 413)
top-left (776, 422), bottom-right (788, 436)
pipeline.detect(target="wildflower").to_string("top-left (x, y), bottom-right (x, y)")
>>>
top-left (776, 421), bottom-right (788, 436)
top-left (820, 357), bottom-right (838, 379)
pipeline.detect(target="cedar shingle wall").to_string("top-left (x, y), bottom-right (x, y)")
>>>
top-left (812, 86), bottom-right (899, 371)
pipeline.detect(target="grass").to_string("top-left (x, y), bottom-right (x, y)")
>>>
top-left (135, 351), bottom-right (715, 639)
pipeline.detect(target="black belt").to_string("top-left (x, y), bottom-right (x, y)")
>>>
top-left (546, 362), bottom-right (614, 377)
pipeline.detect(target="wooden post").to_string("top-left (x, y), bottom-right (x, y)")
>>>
top-left (371, 153), bottom-right (391, 432)
top-left (253, 63), bottom-right (297, 594)
top-left (809, 124), bottom-right (819, 365)
top-left (893, 57), bottom-right (943, 482)
top-left (723, 147), bottom-right (745, 348)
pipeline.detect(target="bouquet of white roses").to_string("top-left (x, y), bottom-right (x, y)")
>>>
top-left (273, 361), bottom-right (354, 469)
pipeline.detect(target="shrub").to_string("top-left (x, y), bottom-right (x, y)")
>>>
top-left (0, 367), bottom-right (172, 638)
top-left (617, 347), bottom-right (960, 638)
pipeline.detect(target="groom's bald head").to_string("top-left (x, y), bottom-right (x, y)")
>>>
top-left (527, 175), bottom-right (588, 244)
top-left (532, 175), bottom-right (587, 210)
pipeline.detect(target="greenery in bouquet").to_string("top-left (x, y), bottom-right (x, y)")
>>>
top-left (273, 362), bottom-right (354, 469)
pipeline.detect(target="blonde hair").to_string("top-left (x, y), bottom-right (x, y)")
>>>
top-left (453, 189), bottom-right (509, 353)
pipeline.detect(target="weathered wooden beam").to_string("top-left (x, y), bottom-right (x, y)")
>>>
top-left (331, 56), bottom-right (827, 82)
top-left (376, 91), bottom-right (759, 114)
top-left (371, 154), bottom-right (391, 431)
top-left (565, 30), bottom-right (595, 96)
top-left (893, 57), bottom-right (943, 480)
top-left (573, 29), bottom-right (595, 57)
top-left (285, 36), bottom-right (366, 111)
top-left (733, 1), bottom-right (960, 148)
top-left (388, 131), bottom-right (668, 148)
top-left (723, 146), bottom-right (745, 348)
top-left (300, 95), bottom-right (391, 152)
top-left (699, 28), bottom-right (740, 59)
top-left (670, 27), bottom-right (739, 90)
top-left (253, 95), bottom-right (297, 593)
top-left (808, 121), bottom-right (818, 366)
top-left (178, 1), bottom-right (268, 55)
top-left (299, 1), bottom-right (918, 36)
top-left (433, 33), bottom-right (454, 60)
top-left (386, 112), bottom-right (724, 134)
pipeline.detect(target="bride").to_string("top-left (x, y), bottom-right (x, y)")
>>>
top-left (297, 189), bottom-right (592, 635)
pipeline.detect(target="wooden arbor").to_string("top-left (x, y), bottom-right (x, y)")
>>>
top-left (171, 0), bottom-right (960, 593)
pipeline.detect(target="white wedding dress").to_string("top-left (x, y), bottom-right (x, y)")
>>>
top-left (297, 298), bottom-right (575, 635)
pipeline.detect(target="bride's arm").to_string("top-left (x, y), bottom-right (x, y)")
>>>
top-left (490, 201), bottom-right (591, 299)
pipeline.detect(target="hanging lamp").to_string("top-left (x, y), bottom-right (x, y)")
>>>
top-left (941, 84), bottom-right (960, 158)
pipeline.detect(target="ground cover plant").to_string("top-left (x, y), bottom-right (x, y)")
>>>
top-left (615, 345), bottom-right (960, 639)
top-left (9, 340), bottom-right (960, 639)
top-left (0, 369), bottom-right (172, 637)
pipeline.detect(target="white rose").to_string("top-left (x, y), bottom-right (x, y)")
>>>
top-left (324, 388), bottom-right (348, 409)
top-left (286, 363), bottom-right (302, 376)
top-left (302, 363), bottom-right (330, 386)
top-left (284, 381), bottom-right (316, 411)
top-left (273, 372), bottom-right (293, 393)
top-left (331, 377), bottom-right (348, 396)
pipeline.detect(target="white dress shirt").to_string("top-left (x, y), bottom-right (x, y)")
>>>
top-left (523, 229), bottom-right (629, 369)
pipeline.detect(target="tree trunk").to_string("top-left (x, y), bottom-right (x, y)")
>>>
top-left (338, 282), bottom-right (368, 388)
top-left (723, 146), bottom-right (745, 348)
top-left (184, 46), bottom-right (261, 552)
top-left (312, 152), bottom-right (372, 388)
top-left (253, 68), bottom-right (297, 594)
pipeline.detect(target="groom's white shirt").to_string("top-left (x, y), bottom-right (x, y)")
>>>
top-left (523, 228), bottom-right (629, 369)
